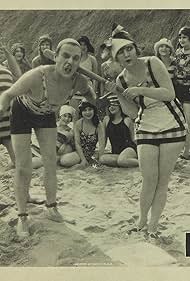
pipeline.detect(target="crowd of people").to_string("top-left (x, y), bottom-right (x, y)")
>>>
top-left (0, 23), bottom-right (189, 240)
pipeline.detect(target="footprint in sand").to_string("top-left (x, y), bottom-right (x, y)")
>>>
top-left (84, 225), bottom-right (106, 233)
top-left (158, 224), bottom-right (168, 231)
top-left (82, 204), bottom-right (96, 212)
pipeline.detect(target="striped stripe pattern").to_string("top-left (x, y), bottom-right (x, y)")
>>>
top-left (117, 57), bottom-right (187, 142)
top-left (0, 66), bottom-right (13, 138)
top-left (18, 66), bottom-right (60, 115)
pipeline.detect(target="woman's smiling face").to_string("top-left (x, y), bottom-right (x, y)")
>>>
top-left (158, 44), bottom-right (171, 57)
top-left (179, 34), bottom-right (190, 50)
top-left (81, 106), bottom-right (94, 119)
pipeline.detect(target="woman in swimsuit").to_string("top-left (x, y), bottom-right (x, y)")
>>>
top-left (0, 38), bottom-right (96, 238)
top-left (100, 98), bottom-right (138, 167)
top-left (60, 101), bottom-right (104, 168)
top-left (106, 33), bottom-right (187, 238)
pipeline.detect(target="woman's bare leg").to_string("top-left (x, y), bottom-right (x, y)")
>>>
top-left (117, 147), bottom-right (138, 168)
top-left (137, 144), bottom-right (159, 228)
top-left (99, 154), bottom-right (118, 167)
top-left (59, 151), bottom-right (80, 167)
top-left (149, 141), bottom-right (184, 233)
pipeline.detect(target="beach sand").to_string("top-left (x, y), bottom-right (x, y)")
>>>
top-left (0, 145), bottom-right (190, 267)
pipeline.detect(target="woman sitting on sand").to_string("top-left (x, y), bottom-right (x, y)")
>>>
top-left (32, 104), bottom-right (76, 169)
top-left (105, 31), bottom-right (187, 238)
top-left (100, 97), bottom-right (138, 168)
top-left (59, 100), bottom-right (105, 168)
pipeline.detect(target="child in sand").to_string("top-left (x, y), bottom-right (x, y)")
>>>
top-left (59, 100), bottom-right (105, 168)
top-left (32, 104), bottom-right (76, 168)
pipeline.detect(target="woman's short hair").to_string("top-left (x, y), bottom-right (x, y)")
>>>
top-left (79, 101), bottom-right (100, 127)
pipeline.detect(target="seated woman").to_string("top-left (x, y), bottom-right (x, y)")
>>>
top-left (32, 104), bottom-right (76, 169)
top-left (59, 100), bottom-right (105, 168)
top-left (100, 97), bottom-right (138, 167)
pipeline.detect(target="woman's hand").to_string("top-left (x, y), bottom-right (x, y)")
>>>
top-left (122, 87), bottom-right (142, 100)
top-left (104, 80), bottom-right (123, 95)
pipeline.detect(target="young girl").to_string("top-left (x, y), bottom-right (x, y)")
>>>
top-left (32, 104), bottom-right (75, 169)
top-left (100, 98), bottom-right (138, 167)
top-left (59, 101), bottom-right (105, 168)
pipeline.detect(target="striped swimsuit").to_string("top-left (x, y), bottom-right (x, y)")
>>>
top-left (0, 66), bottom-right (13, 142)
top-left (117, 57), bottom-right (187, 145)
top-left (17, 66), bottom-right (61, 115)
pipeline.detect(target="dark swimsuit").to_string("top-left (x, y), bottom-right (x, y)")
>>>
top-left (106, 118), bottom-right (137, 154)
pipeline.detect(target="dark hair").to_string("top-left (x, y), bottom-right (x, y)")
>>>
top-left (108, 104), bottom-right (127, 121)
top-left (38, 35), bottom-right (53, 50)
top-left (77, 36), bottom-right (94, 54)
top-left (79, 101), bottom-right (100, 127)
top-left (179, 26), bottom-right (190, 40)
top-left (11, 43), bottom-right (26, 58)
top-left (38, 34), bottom-right (55, 65)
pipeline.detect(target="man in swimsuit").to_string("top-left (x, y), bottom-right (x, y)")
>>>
top-left (0, 38), bottom-right (96, 238)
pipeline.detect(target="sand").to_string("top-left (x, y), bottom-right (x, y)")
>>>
top-left (0, 145), bottom-right (190, 267)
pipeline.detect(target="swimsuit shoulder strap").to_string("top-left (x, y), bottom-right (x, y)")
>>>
top-left (147, 57), bottom-right (160, 88)
top-left (40, 66), bottom-right (48, 100)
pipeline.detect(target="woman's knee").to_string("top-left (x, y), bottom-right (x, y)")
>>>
top-left (59, 153), bottom-right (80, 167)
top-left (99, 154), bottom-right (108, 164)
top-left (16, 165), bottom-right (32, 178)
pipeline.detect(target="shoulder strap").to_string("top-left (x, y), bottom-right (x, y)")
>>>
top-left (119, 74), bottom-right (128, 89)
top-left (147, 58), bottom-right (159, 88)
top-left (40, 66), bottom-right (48, 99)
